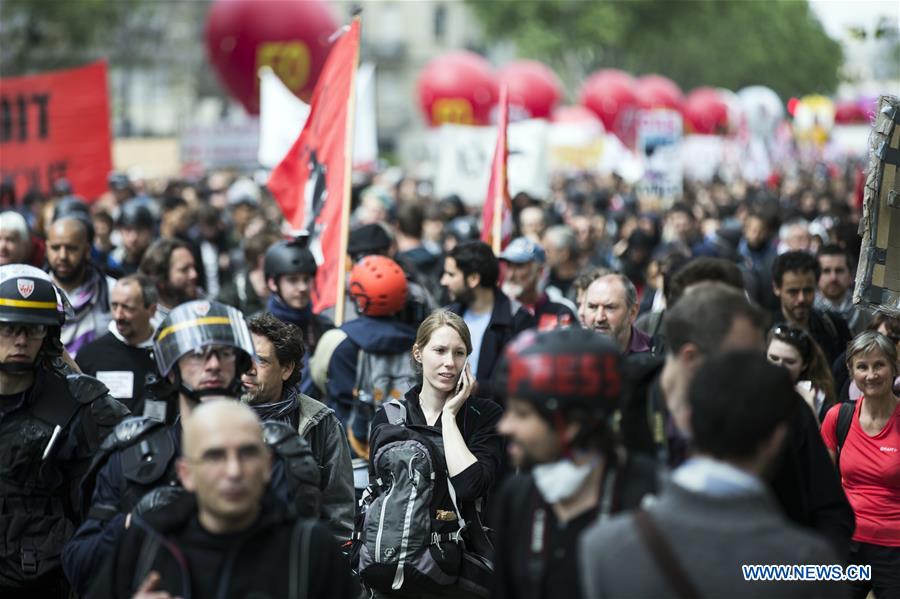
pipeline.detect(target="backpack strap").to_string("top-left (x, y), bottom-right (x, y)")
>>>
top-left (835, 401), bottom-right (856, 467)
top-left (383, 398), bottom-right (408, 426)
top-left (289, 518), bottom-right (316, 599)
top-left (633, 510), bottom-right (702, 599)
top-left (308, 329), bottom-right (348, 394)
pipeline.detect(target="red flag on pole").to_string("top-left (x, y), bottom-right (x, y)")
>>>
top-left (481, 84), bottom-right (513, 255)
top-left (267, 18), bottom-right (361, 320)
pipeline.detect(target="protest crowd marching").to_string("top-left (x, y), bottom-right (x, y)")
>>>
top-left (1, 5), bottom-right (899, 599)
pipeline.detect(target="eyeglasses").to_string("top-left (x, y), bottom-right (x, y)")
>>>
top-left (0, 323), bottom-right (48, 339)
top-left (772, 325), bottom-right (812, 355)
top-left (182, 345), bottom-right (237, 365)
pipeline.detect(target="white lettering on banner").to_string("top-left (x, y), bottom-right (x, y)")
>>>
top-left (95, 371), bottom-right (134, 400)
top-left (635, 109), bottom-right (683, 205)
top-left (432, 120), bottom-right (550, 207)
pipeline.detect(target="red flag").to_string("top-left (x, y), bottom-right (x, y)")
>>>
top-left (267, 19), bottom-right (360, 316)
top-left (0, 61), bottom-right (111, 201)
top-left (481, 84), bottom-right (513, 254)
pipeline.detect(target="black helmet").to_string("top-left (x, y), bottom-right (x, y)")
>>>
top-left (0, 264), bottom-right (72, 372)
top-left (264, 236), bottom-right (317, 280)
top-left (117, 199), bottom-right (156, 230)
top-left (153, 300), bottom-right (255, 401)
top-left (493, 327), bottom-right (622, 422)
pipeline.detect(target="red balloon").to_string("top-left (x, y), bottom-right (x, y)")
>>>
top-left (497, 60), bottom-right (563, 119)
top-left (205, 0), bottom-right (338, 115)
top-left (636, 75), bottom-right (684, 110)
top-left (417, 51), bottom-right (498, 126)
top-left (834, 100), bottom-right (867, 124)
top-left (578, 69), bottom-right (638, 142)
top-left (683, 87), bottom-right (730, 134)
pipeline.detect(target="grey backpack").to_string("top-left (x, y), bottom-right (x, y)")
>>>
top-left (354, 401), bottom-right (491, 596)
top-left (348, 350), bottom-right (417, 458)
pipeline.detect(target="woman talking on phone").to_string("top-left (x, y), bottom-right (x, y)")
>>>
top-left (364, 309), bottom-right (503, 597)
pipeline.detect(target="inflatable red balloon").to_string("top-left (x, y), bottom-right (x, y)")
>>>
top-left (497, 60), bottom-right (563, 120)
top-left (834, 100), bottom-right (867, 124)
top-left (205, 0), bottom-right (338, 115)
top-left (578, 69), bottom-right (638, 143)
top-left (417, 51), bottom-right (498, 126)
top-left (683, 87), bottom-right (730, 134)
top-left (636, 75), bottom-right (684, 110)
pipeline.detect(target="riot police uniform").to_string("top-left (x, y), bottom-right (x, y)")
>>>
top-left (0, 265), bottom-right (129, 597)
top-left (63, 300), bottom-right (321, 595)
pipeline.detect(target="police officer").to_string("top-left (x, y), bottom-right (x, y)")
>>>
top-left (62, 300), bottom-right (321, 595)
top-left (0, 264), bottom-right (129, 598)
top-left (491, 327), bottom-right (659, 599)
top-left (263, 237), bottom-right (334, 394)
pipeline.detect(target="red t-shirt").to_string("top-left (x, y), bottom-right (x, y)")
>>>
top-left (821, 398), bottom-right (900, 546)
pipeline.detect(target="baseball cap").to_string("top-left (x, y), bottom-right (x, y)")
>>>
top-left (500, 237), bottom-right (546, 264)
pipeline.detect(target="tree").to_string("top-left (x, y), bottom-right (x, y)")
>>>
top-left (465, 0), bottom-right (843, 100)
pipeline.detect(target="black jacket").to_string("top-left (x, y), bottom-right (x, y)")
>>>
top-left (447, 289), bottom-right (536, 399)
top-left (620, 356), bottom-right (854, 559)
top-left (372, 387), bottom-right (505, 509)
top-left (87, 493), bottom-right (355, 599)
top-left (75, 330), bottom-right (156, 415)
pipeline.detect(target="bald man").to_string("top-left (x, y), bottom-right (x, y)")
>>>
top-left (46, 217), bottom-right (117, 356)
top-left (91, 400), bottom-right (355, 599)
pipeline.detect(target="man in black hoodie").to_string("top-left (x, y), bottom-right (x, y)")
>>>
top-left (89, 400), bottom-right (354, 598)
top-left (621, 282), bottom-right (854, 558)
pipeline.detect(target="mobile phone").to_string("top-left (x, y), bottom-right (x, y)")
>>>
top-left (456, 358), bottom-right (469, 393)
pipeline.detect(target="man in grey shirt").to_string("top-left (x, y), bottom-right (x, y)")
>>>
top-left (580, 352), bottom-right (844, 598)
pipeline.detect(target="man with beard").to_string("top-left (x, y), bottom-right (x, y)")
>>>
top-left (772, 250), bottom-right (851, 366)
top-left (45, 217), bottom-right (116, 356)
top-left (581, 353), bottom-right (841, 598)
top-left (110, 200), bottom-right (155, 276)
top-left (139, 238), bottom-right (200, 328)
top-left (441, 240), bottom-right (534, 398)
top-left (581, 273), bottom-right (651, 355)
top-left (241, 313), bottom-right (354, 540)
top-left (492, 328), bottom-right (658, 599)
top-left (499, 236), bottom-right (576, 331)
top-left (815, 244), bottom-right (871, 335)
top-left (75, 275), bottom-right (157, 415)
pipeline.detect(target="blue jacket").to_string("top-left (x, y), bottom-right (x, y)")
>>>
top-left (325, 315), bottom-right (417, 426)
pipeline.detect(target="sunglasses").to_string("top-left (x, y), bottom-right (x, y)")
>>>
top-left (772, 325), bottom-right (813, 356)
top-left (0, 323), bottom-right (49, 339)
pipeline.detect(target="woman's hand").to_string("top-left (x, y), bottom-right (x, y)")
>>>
top-left (443, 360), bottom-right (474, 419)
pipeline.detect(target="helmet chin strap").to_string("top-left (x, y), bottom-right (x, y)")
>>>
top-left (0, 361), bottom-right (35, 374)
top-left (174, 369), bottom-right (245, 406)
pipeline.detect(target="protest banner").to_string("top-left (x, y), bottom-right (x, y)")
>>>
top-left (0, 61), bottom-right (111, 200)
top-left (635, 109), bottom-right (682, 206)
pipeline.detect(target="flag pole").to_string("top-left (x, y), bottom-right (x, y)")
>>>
top-left (491, 84), bottom-right (508, 255)
top-left (334, 15), bottom-right (362, 326)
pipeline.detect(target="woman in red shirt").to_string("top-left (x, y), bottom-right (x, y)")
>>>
top-left (822, 331), bottom-right (900, 599)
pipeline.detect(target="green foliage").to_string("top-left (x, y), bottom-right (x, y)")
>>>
top-left (465, 0), bottom-right (843, 100)
top-left (0, 0), bottom-right (154, 75)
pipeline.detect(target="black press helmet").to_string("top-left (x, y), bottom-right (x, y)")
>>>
top-left (153, 300), bottom-right (255, 402)
top-left (0, 264), bottom-right (72, 372)
top-left (264, 236), bottom-right (317, 281)
top-left (493, 327), bottom-right (622, 423)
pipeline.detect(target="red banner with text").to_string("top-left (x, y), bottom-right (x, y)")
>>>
top-left (0, 61), bottom-right (112, 201)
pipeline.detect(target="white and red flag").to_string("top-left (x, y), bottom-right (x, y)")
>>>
top-left (481, 84), bottom-right (514, 254)
top-left (267, 18), bottom-right (361, 319)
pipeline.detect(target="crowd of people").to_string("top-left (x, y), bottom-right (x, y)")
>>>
top-left (0, 157), bottom-right (898, 598)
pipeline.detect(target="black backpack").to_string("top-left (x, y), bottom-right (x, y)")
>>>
top-left (352, 400), bottom-right (493, 597)
top-left (834, 400), bottom-right (856, 469)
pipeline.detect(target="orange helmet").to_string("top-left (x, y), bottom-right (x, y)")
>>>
top-left (348, 256), bottom-right (408, 317)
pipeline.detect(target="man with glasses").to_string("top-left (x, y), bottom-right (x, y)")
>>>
top-left (0, 264), bottom-right (129, 597)
top-left (63, 300), bottom-right (322, 595)
top-left (89, 400), bottom-right (354, 598)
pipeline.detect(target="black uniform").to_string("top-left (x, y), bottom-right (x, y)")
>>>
top-left (0, 369), bottom-right (128, 597)
top-left (75, 331), bottom-right (156, 415)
